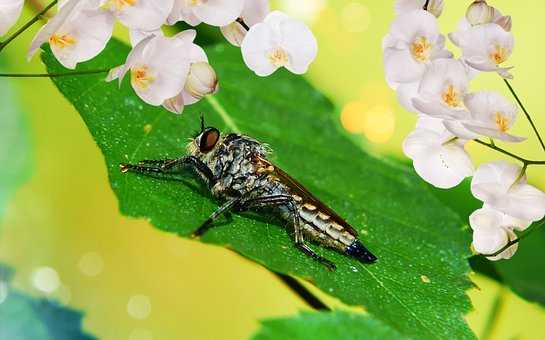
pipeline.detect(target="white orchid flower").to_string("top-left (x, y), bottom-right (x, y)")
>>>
top-left (0, 0), bottom-right (24, 36)
top-left (129, 28), bottom-right (163, 47)
top-left (241, 11), bottom-right (317, 77)
top-left (451, 23), bottom-right (514, 79)
top-left (383, 10), bottom-right (452, 90)
top-left (168, 0), bottom-right (244, 27)
top-left (28, 0), bottom-right (114, 69)
top-left (395, 0), bottom-right (444, 18)
top-left (469, 207), bottom-right (521, 260)
top-left (221, 0), bottom-right (269, 47)
top-left (403, 116), bottom-right (474, 189)
top-left (411, 58), bottom-right (470, 119)
top-left (444, 91), bottom-right (526, 142)
top-left (162, 31), bottom-right (218, 114)
top-left (100, 0), bottom-right (174, 31)
top-left (108, 33), bottom-right (193, 106)
top-left (471, 161), bottom-right (545, 222)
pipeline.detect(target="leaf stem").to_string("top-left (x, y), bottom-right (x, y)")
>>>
top-left (480, 220), bottom-right (544, 258)
top-left (503, 79), bottom-right (545, 152)
top-left (0, 69), bottom-right (110, 78)
top-left (273, 272), bottom-right (330, 310)
top-left (0, 0), bottom-right (58, 53)
top-left (473, 139), bottom-right (545, 166)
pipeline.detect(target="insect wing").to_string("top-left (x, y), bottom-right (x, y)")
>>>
top-left (258, 156), bottom-right (359, 236)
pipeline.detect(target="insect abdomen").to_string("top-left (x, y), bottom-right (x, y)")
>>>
top-left (297, 200), bottom-right (377, 264)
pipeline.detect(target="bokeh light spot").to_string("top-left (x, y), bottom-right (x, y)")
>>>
top-left (341, 2), bottom-right (371, 33)
top-left (127, 295), bottom-right (152, 320)
top-left (32, 267), bottom-right (60, 294)
top-left (278, 0), bottom-right (327, 23)
top-left (341, 100), bottom-right (367, 133)
top-left (362, 105), bottom-right (396, 144)
top-left (78, 252), bottom-right (104, 277)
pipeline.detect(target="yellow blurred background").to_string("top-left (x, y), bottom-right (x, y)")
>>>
top-left (1, 0), bottom-right (545, 339)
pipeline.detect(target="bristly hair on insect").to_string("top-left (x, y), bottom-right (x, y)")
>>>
top-left (120, 117), bottom-right (377, 271)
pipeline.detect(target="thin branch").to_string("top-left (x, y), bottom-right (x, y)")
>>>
top-left (0, 0), bottom-right (57, 53)
top-left (480, 220), bottom-right (544, 258)
top-left (0, 69), bottom-right (110, 78)
top-left (503, 79), bottom-right (545, 152)
top-left (236, 18), bottom-right (250, 31)
top-left (473, 139), bottom-right (545, 166)
top-left (423, 0), bottom-right (430, 10)
top-left (273, 272), bottom-right (330, 310)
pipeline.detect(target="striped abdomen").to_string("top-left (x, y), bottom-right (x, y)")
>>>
top-left (294, 196), bottom-right (376, 263)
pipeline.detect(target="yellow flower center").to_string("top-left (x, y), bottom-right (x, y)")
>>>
top-left (131, 66), bottom-right (154, 90)
top-left (105, 0), bottom-right (136, 11)
top-left (267, 47), bottom-right (289, 67)
top-left (489, 45), bottom-right (508, 65)
top-left (187, 0), bottom-right (203, 6)
top-left (410, 36), bottom-right (432, 62)
top-left (495, 112), bottom-right (509, 132)
top-left (441, 84), bottom-right (462, 108)
top-left (49, 33), bottom-right (76, 49)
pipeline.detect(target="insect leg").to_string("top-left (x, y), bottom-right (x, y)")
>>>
top-left (191, 198), bottom-right (241, 238)
top-left (239, 195), bottom-right (337, 271)
top-left (120, 156), bottom-right (215, 187)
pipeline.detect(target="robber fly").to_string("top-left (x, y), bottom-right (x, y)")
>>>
top-left (120, 117), bottom-right (377, 270)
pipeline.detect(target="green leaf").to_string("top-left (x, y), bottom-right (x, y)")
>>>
top-left (429, 179), bottom-right (545, 307)
top-left (252, 311), bottom-right (404, 340)
top-left (0, 264), bottom-right (94, 340)
top-left (0, 59), bottom-right (33, 221)
top-left (42, 39), bottom-right (474, 339)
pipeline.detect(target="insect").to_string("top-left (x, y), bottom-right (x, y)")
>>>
top-left (120, 117), bottom-right (377, 270)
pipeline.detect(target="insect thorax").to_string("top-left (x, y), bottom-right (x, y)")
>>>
top-left (201, 134), bottom-right (279, 199)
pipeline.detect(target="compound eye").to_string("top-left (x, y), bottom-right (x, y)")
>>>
top-left (199, 128), bottom-right (220, 153)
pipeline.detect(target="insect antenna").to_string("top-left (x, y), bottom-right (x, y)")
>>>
top-left (200, 113), bottom-right (205, 132)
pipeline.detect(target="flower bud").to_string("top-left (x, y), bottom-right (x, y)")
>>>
top-left (220, 22), bottom-right (247, 47)
top-left (425, 0), bottom-right (444, 18)
top-left (495, 15), bottom-right (512, 32)
top-left (466, 0), bottom-right (496, 26)
top-left (184, 62), bottom-right (219, 100)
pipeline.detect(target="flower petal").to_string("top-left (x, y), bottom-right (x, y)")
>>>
top-left (403, 126), bottom-right (473, 188)
top-left (279, 17), bottom-right (317, 74)
top-left (0, 0), bottom-right (24, 36)
top-left (192, 0), bottom-right (244, 26)
top-left (241, 20), bottom-right (277, 76)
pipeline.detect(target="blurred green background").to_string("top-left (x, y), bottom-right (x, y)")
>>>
top-left (1, 0), bottom-right (545, 339)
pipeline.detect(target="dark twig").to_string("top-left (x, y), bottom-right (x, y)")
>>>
top-left (0, 68), bottom-right (110, 78)
top-left (273, 272), bottom-right (330, 310)
top-left (236, 18), bottom-right (250, 31)
top-left (473, 139), bottom-right (545, 166)
top-left (481, 220), bottom-right (544, 258)
top-left (0, 0), bottom-right (57, 53)
top-left (503, 79), bottom-right (545, 152)
top-left (423, 0), bottom-right (430, 10)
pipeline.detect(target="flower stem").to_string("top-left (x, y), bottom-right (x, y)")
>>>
top-left (0, 0), bottom-right (58, 53)
top-left (0, 69), bottom-right (110, 78)
top-left (480, 220), bottom-right (544, 257)
top-left (236, 18), bottom-right (250, 31)
top-left (503, 79), bottom-right (545, 152)
top-left (473, 139), bottom-right (545, 166)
